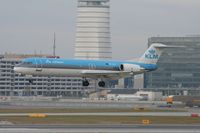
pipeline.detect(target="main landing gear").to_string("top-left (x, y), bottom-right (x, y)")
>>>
top-left (98, 81), bottom-right (105, 88)
top-left (82, 79), bottom-right (90, 87)
top-left (82, 78), bottom-right (106, 87)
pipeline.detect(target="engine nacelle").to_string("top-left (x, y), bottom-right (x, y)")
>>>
top-left (119, 64), bottom-right (141, 72)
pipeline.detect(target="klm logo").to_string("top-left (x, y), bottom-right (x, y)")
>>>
top-left (145, 49), bottom-right (159, 59)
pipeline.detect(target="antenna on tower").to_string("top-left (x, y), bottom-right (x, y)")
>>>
top-left (47, 32), bottom-right (60, 59)
top-left (53, 32), bottom-right (56, 56)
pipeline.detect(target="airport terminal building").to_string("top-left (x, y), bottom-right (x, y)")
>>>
top-left (0, 54), bottom-right (84, 97)
top-left (144, 37), bottom-right (200, 95)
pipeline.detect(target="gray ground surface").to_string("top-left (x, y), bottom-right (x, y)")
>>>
top-left (0, 124), bottom-right (200, 133)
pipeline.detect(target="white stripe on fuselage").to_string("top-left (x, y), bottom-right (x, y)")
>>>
top-left (15, 67), bottom-right (85, 77)
top-left (14, 67), bottom-right (120, 77)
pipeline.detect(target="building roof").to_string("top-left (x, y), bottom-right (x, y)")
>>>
top-left (0, 53), bottom-right (51, 60)
top-left (107, 89), bottom-right (138, 95)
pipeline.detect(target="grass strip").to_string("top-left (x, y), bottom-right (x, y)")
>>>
top-left (0, 116), bottom-right (199, 124)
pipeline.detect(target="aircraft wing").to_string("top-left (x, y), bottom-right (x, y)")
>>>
top-left (81, 70), bottom-right (141, 79)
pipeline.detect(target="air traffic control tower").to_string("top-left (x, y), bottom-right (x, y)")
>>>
top-left (75, 0), bottom-right (111, 60)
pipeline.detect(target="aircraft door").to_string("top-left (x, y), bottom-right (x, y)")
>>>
top-left (89, 63), bottom-right (96, 70)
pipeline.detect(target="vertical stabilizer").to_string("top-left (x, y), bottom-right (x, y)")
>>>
top-left (139, 43), bottom-right (167, 64)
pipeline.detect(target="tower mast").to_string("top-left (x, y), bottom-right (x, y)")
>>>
top-left (53, 32), bottom-right (56, 56)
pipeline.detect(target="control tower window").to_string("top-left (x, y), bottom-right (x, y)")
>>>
top-left (79, 1), bottom-right (109, 6)
top-left (87, 1), bottom-right (101, 6)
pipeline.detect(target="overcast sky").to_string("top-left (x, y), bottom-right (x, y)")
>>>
top-left (0, 0), bottom-right (200, 59)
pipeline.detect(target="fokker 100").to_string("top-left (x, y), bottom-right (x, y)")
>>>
top-left (14, 43), bottom-right (168, 87)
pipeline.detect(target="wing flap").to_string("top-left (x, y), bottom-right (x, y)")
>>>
top-left (81, 70), bottom-right (139, 79)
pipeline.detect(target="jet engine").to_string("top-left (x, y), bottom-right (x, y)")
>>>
top-left (119, 64), bottom-right (141, 72)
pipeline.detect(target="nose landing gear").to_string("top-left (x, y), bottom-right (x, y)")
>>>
top-left (28, 79), bottom-right (33, 84)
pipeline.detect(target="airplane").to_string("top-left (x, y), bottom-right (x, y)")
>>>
top-left (14, 43), bottom-right (168, 87)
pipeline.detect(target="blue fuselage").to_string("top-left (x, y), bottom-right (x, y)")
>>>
top-left (17, 58), bottom-right (157, 71)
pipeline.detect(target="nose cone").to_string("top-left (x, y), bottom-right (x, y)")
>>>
top-left (14, 67), bottom-right (22, 74)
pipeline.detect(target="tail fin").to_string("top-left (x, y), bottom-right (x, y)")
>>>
top-left (139, 43), bottom-right (167, 64)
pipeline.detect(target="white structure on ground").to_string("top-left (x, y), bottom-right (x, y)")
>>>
top-left (136, 91), bottom-right (163, 101)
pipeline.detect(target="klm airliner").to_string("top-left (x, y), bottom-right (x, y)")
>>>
top-left (14, 43), bottom-right (167, 87)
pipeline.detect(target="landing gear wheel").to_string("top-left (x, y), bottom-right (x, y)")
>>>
top-left (98, 81), bottom-right (105, 87)
top-left (82, 80), bottom-right (89, 86)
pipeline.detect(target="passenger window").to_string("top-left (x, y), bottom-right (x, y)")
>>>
top-left (22, 62), bottom-right (32, 65)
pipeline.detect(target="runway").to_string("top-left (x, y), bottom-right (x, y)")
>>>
top-left (0, 112), bottom-right (199, 116)
top-left (0, 124), bottom-right (200, 133)
top-left (0, 100), bottom-right (182, 109)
